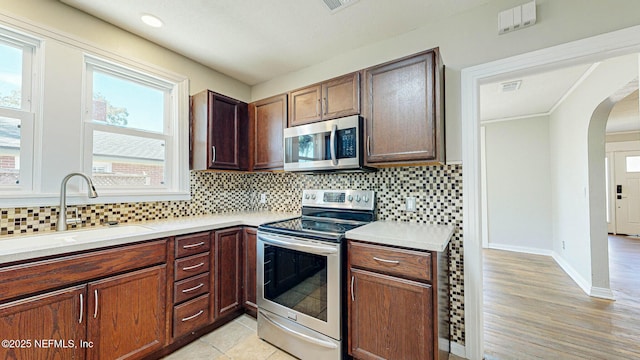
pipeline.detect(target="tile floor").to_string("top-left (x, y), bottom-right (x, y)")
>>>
top-left (163, 314), bottom-right (465, 360)
top-left (162, 315), bottom-right (297, 360)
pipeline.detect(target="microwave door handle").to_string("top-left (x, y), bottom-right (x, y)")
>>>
top-left (330, 124), bottom-right (338, 166)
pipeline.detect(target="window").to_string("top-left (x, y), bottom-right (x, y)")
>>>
top-left (0, 27), bottom-right (37, 191)
top-left (84, 57), bottom-right (177, 192)
top-left (626, 155), bottom-right (640, 173)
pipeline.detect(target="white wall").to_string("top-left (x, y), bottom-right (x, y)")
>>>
top-left (549, 53), bottom-right (638, 292)
top-left (252, 0), bottom-right (640, 162)
top-left (483, 116), bottom-right (552, 253)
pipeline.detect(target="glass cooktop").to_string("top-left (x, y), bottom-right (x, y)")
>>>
top-left (259, 217), bottom-right (364, 242)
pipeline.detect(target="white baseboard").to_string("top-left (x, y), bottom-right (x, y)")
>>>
top-left (590, 286), bottom-right (615, 300)
top-left (487, 243), bottom-right (553, 256)
top-left (551, 251), bottom-right (591, 295)
top-left (450, 341), bottom-right (466, 358)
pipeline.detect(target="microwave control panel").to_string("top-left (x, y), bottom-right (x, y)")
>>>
top-left (338, 128), bottom-right (356, 159)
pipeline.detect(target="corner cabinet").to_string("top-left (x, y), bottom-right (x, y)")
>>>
top-left (288, 72), bottom-right (360, 126)
top-left (191, 90), bottom-right (249, 170)
top-left (363, 49), bottom-right (445, 165)
top-left (249, 94), bottom-right (287, 170)
top-left (347, 240), bottom-right (450, 360)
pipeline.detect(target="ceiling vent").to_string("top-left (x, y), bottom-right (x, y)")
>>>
top-left (321, 0), bottom-right (360, 13)
top-left (500, 80), bottom-right (522, 92)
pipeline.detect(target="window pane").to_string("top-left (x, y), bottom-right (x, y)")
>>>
top-left (0, 117), bottom-right (20, 185)
top-left (0, 42), bottom-right (22, 109)
top-left (627, 156), bottom-right (640, 173)
top-left (92, 131), bottom-right (165, 187)
top-left (92, 70), bottom-right (164, 133)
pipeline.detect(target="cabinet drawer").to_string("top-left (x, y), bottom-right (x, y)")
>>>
top-left (349, 241), bottom-right (432, 282)
top-left (175, 232), bottom-right (210, 258)
top-left (174, 252), bottom-right (210, 281)
top-left (174, 272), bottom-right (210, 304)
top-left (173, 294), bottom-right (210, 338)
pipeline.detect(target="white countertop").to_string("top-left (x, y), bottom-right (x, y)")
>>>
top-left (0, 212), bottom-right (298, 265)
top-left (345, 220), bottom-right (455, 252)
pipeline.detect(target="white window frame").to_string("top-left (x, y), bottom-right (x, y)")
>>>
top-left (0, 26), bottom-right (39, 193)
top-left (82, 55), bottom-right (189, 199)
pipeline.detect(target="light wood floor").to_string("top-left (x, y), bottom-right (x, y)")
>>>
top-left (483, 235), bottom-right (640, 360)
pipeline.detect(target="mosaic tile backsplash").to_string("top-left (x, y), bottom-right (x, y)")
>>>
top-left (0, 165), bottom-right (464, 345)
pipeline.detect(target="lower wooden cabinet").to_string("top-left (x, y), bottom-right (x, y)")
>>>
top-left (0, 285), bottom-right (87, 360)
top-left (349, 268), bottom-right (433, 360)
top-left (348, 240), bottom-right (449, 360)
top-left (0, 265), bottom-right (166, 360)
top-left (87, 265), bottom-right (166, 360)
top-left (213, 227), bottom-right (243, 320)
top-left (242, 227), bottom-right (258, 316)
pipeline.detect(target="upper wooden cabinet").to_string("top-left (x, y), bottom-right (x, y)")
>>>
top-left (363, 49), bottom-right (445, 165)
top-left (249, 94), bottom-right (287, 170)
top-left (191, 90), bottom-right (249, 171)
top-left (289, 72), bottom-right (360, 126)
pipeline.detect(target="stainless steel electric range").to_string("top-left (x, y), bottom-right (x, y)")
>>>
top-left (256, 189), bottom-right (375, 360)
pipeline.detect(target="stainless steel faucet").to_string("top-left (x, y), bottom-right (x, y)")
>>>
top-left (57, 172), bottom-right (99, 231)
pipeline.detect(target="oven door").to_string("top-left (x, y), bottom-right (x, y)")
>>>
top-left (256, 231), bottom-right (342, 340)
top-left (283, 115), bottom-right (362, 172)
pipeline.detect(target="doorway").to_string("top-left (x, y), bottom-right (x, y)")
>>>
top-left (461, 25), bottom-right (640, 360)
top-left (614, 150), bottom-right (640, 235)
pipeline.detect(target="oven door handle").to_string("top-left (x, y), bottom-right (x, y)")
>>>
top-left (259, 234), bottom-right (338, 255)
top-left (259, 310), bottom-right (338, 350)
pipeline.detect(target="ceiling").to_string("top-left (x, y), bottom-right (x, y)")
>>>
top-left (480, 62), bottom-right (640, 133)
top-left (59, 0), bottom-right (493, 86)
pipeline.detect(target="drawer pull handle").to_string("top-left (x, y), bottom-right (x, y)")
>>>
top-left (182, 262), bottom-right (205, 271)
top-left (182, 283), bottom-right (205, 293)
top-left (182, 241), bottom-right (205, 249)
top-left (181, 310), bottom-right (204, 322)
top-left (373, 257), bottom-right (400, 265)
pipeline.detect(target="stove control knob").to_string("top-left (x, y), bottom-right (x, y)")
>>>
top-left (363, 195), bottom-right (370, 203)
top-left (311, 194), bottom-right (316, 200)
top-left (305, 194), bottom-right (310, 199)
top-left (347, 195), bottom-right (353, 202)
top-left (355, 195), bottom-right (361, 202)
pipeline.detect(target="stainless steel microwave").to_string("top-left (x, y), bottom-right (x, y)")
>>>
top-left (283, 115), bottom-right (374, 172)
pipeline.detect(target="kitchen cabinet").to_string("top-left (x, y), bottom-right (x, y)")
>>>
top-left (347, 240), bottom-right (449, 360)
top-left (0, 286), bottom-right (87, 360)
top-left (242, 227), bottom-right (258, 316)
top-left (191, 90), bottom-right (249, 170)
top-left (0, 240), bottom-right (167, 360)
top-left (249, 94), bottom-right (287, 170)
top-left (363, 48), bottom-right (445, 165)
top-left (87, 265), bottom-right (166, 360)
top-left (213, 227), bottom-right (243, 320)
top-left (171, 232), bottom-right (212, 340)
top-left (289, 72), bottom-right (360, 126)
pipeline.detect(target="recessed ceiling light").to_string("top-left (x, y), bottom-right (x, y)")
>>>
top-left (500, 80), bottom-right (522, 92)
top-left (141, 14), bottom-right (163, 28)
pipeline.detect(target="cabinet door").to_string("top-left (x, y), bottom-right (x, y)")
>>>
top-left (322, 72), bottom-right (360, 120)
top-left (87, 265), bottom-right (166, 360)
top-left (213, 228), bottom-right (242, 320)
top-left (289, 85), bottom-right (322, 126)
top-left (363, 51), bottom-right (440, 164)
top-left (0, 286), bottom-right (86, 360)
top-left (209, 92), bottom-right (248, 170)
top-left (349, 268), bottom-right (434, 360)
top-left (252, 94), bottom-right (287, 170)
top-left (242, 227), bottom-right (257, 316)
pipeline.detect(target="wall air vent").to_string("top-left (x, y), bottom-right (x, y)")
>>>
top-left (321, 0), bottom-right (360, 13)
top-left (500, 80), bottom-right (522, 92)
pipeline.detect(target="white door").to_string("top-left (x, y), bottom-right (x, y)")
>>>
top-left (615, 150), bottom-right (640, 235)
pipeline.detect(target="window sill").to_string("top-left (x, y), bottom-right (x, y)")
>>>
top-left (0, 191), bottom-right (191, 208)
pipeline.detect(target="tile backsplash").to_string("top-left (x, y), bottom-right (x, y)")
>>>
top-left (0, 164), bottom-right (465, 345)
